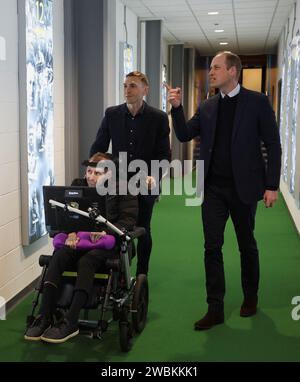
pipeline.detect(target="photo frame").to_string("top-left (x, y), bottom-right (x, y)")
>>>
top-left (18, 0), bottom-right (54, 245)
top-left (161, 64), bottom-right (167, 112)
top-left (119, 42), bottom-right (134, 103)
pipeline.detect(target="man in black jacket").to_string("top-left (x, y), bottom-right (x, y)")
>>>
top-left (166, 51), bottom-right (281, 330)
top-left (90, 71), bottom-right (170, 276)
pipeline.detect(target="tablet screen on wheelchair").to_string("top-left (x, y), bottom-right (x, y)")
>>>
top-left (43, 186), bottom-right (106, 236)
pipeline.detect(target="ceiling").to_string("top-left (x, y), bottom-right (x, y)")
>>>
top-left (120, 0), bottom-right (296, 55)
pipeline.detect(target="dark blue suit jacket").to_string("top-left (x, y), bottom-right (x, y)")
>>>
top-left (171, 86), bottom-right (282, 204)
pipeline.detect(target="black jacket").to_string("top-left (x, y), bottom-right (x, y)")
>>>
top-left (90, 102), bottom-right (171, 170)
top-left (71, 178), bottom-right (138, 233)
top-left (171, 86), bottom-right (282, 204)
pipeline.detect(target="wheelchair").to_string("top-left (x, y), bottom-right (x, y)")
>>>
top-left (25, 198), bottom-right (148, 352)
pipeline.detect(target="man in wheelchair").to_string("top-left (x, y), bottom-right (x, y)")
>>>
top-left (24, 152), bottom-right (139, 344)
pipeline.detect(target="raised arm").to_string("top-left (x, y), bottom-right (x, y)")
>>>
top-left (164, 82), bottom-right (201, 142)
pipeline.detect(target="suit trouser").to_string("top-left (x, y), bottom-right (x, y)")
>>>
top-left (136, 195), bottom-right (156, 275)
top-left (201, 183), bottom-right (259, 311)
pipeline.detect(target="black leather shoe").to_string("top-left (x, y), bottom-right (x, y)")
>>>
top-left (194, 310), bottom-right (224, 330)
top-left (240, 296), bottom-right (258, 317)
top-left (24, 314), bottom-right (52, 341)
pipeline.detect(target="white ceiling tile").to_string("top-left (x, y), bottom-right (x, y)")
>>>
top-left (120, 0), bottom-right (143, 5)
top-left (235, 10), bottom-right (275, 16)
top-left (234, 1), bottom-right (277, 9)
top-left (199, 21), bottom-right (235, 27)
top-left (163, 16), bottom-right (195, 22)
top-left (194, 10), bottom-right (234, 15)
top-left (188, 0), bottom-right (231, 4)
top-left (121, 0), bottom-right (288, 54)
top-left (145, 4), bottom-right (189, 10)
top-left (234, 0), bottom-right (275, 3)
top-left (153, 10), bottom-right (193, 17)
top-left (190, 2), bottom-right (232, 8)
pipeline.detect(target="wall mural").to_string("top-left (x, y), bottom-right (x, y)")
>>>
top-left (119, 42), bottom-right (133, 103)
top-left (123, 43), bottom-right (133, 76)
top-left (279, 62), bottom-right (285, 144)
top-left (280, 35), bottom-right (300, 210)
top-left (283, 47), bottom-right (291, 183)
top-left (290, 36), bottom-right (300, 196)
top-left (161, 64), bottom-right (167, 112)
top-left (21, 0), bottom-right (54, 244)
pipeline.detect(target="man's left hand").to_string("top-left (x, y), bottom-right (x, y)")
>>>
top-left (263, 190), bottom-right (278, 208)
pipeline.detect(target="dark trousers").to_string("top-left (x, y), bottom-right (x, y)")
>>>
top-left (44, 247), bottom-right (116, 296)
top-left (136, 195), bottom-right (156, 275)
top-left (201, 183), bottom-right (259, 310)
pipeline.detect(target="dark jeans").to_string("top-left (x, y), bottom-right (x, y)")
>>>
top-left (136, 195), bottom-right (156, 275)
top-left (45, 246), bottom-right (116, 296)
top-left (201, 183), bottom-right (259, 311)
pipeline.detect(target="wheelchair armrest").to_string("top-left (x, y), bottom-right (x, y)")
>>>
top-left (128, 226), bottom-right (145, 240)
top-left (39, 255), bottom-right (52, 267)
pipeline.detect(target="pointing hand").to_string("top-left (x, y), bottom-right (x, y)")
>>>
top-left (163, 82), bottom-right (182, 108)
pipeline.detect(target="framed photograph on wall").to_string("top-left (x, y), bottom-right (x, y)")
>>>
top-left (119, 42), bottom-right (134, 103)
top-left (161, 64), bottom-right (167, 112)
top-left (123, 42), bottom-right (134, 76)
top-left (18, 0), bottom-right (54, 245)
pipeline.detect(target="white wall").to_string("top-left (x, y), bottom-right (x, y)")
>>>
top-left (115, 0), bottom-right (138, 104)
top-left (277, 0), bottom-right (300, 235)
top-left (162, 38), bottom-right (169, 69)
top-left (0, 0), bottom-right (65, 303)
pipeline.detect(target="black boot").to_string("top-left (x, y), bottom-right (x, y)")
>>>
top-left (194, 309), bottom-right (224, 330)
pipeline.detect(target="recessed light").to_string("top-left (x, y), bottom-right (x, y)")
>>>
top-left (208, 12), bottom-right (219, 15)
top-left (215, 29), bottom-right (224, 33)
top-left (220, 42), bottom-right (228, 45)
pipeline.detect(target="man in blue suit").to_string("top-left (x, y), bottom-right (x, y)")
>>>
top-left (166, 51), bottom-right (281, 330)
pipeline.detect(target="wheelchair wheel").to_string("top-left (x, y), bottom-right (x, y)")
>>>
top-left (132, 274), bottom-right (148, 333)
top-left (119, 321), bottom-right (133, 352)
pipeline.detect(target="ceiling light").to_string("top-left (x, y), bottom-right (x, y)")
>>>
top-left (215, 29), bottom-right (224, 33)
top-left (220, 42), bottom-right (228, 45)
top-left (208, 12), bottom-right (219, 15)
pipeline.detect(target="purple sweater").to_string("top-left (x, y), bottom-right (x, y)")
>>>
top-left (53, 232), bottom-right (116, 251)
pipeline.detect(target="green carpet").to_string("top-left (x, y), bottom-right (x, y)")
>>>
top-left (1, 186), bottom-right (300, 362)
